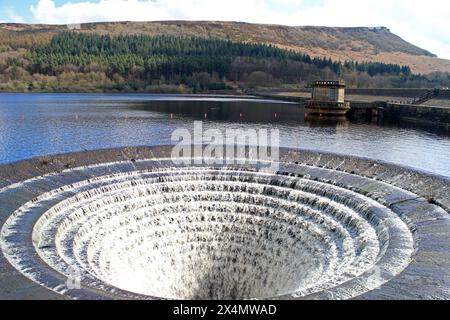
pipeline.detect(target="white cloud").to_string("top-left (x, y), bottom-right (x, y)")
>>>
top-left (5, 8), bottom-right (26, 23)
top-left (29, 0), bottom-right (450, 59)
top-left (29, 0), bottom-right (290, 24)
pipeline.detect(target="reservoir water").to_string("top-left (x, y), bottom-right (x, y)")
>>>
top-left (0, 93), bottom-right (449, 177)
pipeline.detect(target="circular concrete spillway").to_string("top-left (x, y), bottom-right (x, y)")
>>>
top-left (0, 147), bottom-right (449, 300)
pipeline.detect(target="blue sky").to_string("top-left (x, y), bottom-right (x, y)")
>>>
top-left (0, 0), bottom-right (63, 22)
top-left (1, 0), bottom-right (449, 59)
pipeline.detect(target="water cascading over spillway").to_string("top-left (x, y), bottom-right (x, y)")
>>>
top-left (1, 147), bottom-right (449, 300)
top-left (32, 168), bottom-right (400, 299)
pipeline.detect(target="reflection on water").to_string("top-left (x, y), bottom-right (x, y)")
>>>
top-left (129, 100), bottom-right (304, 123)
top-left (303, 115), bottom-right (350, 129)
top-left (0, 93), bottom-right (449, 177)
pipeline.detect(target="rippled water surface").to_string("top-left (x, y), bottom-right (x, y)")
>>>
top-left (0, 93), bottom-right (449, 177)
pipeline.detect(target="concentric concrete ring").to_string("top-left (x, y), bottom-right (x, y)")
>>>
top-left (0, 147), bottom-right (449, 300)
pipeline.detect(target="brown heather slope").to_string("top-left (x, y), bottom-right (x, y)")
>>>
top-left (1, 21), bottom-right (449, 74)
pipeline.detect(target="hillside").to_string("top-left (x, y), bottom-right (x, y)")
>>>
top-left (1, 21), bottom-right (449, 74)
top-left (1, 21), bottom-right (449, 93)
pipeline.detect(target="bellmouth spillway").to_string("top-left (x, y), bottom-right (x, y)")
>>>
top-left (0, 147), bottom-right (449, 300)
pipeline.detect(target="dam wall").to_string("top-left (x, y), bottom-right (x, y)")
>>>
top-left (348, 101), bottom-right (450, 127)
top-left (384, 103), bottom-right (450, 123)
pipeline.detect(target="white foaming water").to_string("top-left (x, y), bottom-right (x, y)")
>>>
top-left (1, 165), bottom-right (414, 300)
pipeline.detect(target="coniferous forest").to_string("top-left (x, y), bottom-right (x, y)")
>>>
top-left (1, 32), bottom-right (447, 93)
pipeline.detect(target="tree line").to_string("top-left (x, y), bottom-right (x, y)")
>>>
top-left (29, 32), bottom-right (411, 81)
